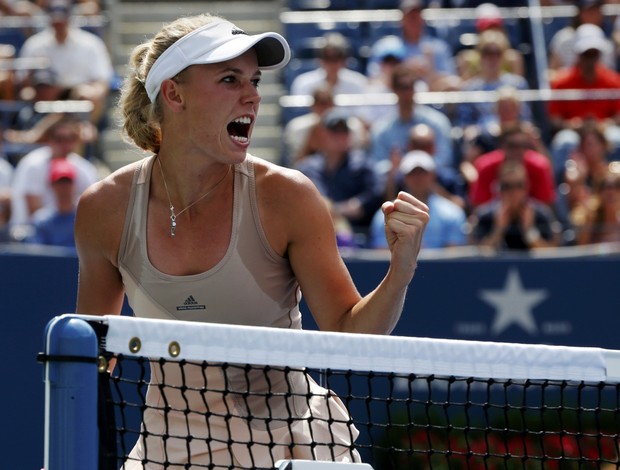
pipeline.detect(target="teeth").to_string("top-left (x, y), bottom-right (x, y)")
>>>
top-left (231, 135), bottom-right (249, 143)
top-left (233, 116), bottom-right (251, 124)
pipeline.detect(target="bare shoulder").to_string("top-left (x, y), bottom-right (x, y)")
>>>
top-left (250, 157), bottom-right (331, 255)
top-left (252, 157), bottom-right (321, 209)
top-left (78, 161), bottom-right (139, 217)
top-left (75, 160), bottom-right (143, 262)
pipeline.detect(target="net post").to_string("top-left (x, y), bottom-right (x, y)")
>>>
top-left (42, 315), bottom-right (99, 470)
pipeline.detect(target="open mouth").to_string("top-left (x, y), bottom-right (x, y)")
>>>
top-left (227, 116), bottom-right (252, 144)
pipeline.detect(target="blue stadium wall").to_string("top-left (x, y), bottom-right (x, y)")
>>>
top-left (2, 246), bottom-right (619, 469)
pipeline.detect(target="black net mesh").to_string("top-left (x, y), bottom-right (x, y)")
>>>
top-left (102, 354), bottom-right (620, 470)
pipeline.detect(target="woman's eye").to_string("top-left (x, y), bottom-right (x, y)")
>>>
top-left (221, 75), bottom-right (261, 88)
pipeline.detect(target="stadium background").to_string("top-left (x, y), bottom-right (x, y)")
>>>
top-left (1, 0), bottom-right (619, 468)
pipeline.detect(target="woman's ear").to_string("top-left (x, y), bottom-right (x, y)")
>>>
top-left (159, 78), bottom-right (185, 111)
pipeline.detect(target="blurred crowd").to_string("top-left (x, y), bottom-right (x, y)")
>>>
top-left (0, 0), bottom-right (110, 248)
top-left (282, 0), bottom-right (620, 252)
top-left (1, 0), bottom-right (620, 253)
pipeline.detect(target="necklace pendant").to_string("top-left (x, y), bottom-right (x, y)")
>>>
top-left (170, 212), bottom-right (177, 238)
top-left (157, 157), bottom-right (232, 239)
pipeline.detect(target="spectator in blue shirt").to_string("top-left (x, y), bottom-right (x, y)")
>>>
top-left (369, 63), bottom-right (456, 176)
top-left (367, 0), bottom-right (456, 92)
top-left (27, 157), bottom-right (77, 249)
top-left (296, 108), bottom-right (384, 232)
top-left (455, 29), bottom-right (531, 130)
top-left (368, 150), bottom-right (467, 250)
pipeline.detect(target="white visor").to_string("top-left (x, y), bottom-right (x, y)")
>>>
top-left (145, 18), bottom-right (291, 102)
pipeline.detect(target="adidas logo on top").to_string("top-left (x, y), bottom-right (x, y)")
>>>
top-left (177, 295), bottom-right (206, 311)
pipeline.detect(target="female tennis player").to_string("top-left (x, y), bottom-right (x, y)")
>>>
top-left (74, 13), bottom-right (429, 469)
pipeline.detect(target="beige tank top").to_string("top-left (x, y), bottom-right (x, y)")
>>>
top-left (117, 154), bottom-right (302, 329)
top-left (116, 157), bottom-right (358, 466)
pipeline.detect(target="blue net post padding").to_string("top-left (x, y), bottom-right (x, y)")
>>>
top-left (42, 315), bottom-right (99, 470)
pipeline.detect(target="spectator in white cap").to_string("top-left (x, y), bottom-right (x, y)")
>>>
top-left (573, 23), bottom-right (611, 57)
top-left (368, 150), bottom-right (467, 250)
top-left (548, 0), bottom-right (615, 79)
top-left (549, 23), bottom-right (620, 177)
top-left (72, 13), bottom-right (430, 469)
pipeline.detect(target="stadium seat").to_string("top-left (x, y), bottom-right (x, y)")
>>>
top-left (542, 15), bottom-right (571, 44)
top-left (364, 0), bottom-right (399, 8)
top-left (283, 57), bottom-right (320, 91)
top-left (0, 29), bottom-right (28, 52)
top-left (366, 21), bottom-right (401, 45)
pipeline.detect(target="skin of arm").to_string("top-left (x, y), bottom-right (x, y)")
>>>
top-left (74, 168), bottom-right (134, 374)
top-left (25, 193), bottom-right (43, 217)
top-left (478, 202), bottom-right (510, 249)
top-left (519, 202), bottom-right (559, 249)
top-left (258, 163), bottom-right (429, 335)
top-left (74, 167), bottom-right (134, 316)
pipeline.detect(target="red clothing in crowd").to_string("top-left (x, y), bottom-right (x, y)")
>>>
top-left (548, 64), bottom-right (620, 121)
top-left (469, 149), bottom-right (556, 207)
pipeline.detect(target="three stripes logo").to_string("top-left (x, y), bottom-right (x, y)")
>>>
top-left (176, 295), bottom-right (206, 311)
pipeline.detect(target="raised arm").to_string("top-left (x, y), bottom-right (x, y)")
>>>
top-left (263, 166), bottom-right (429, 335)
top-left (348, 191), bottom-right (429, 333)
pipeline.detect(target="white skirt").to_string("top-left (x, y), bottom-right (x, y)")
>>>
top-left (121, 362), bottom-right (361, 469)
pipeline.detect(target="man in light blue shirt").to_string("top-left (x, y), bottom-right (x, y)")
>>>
top-left (369, 63), bottom-right (455, 173)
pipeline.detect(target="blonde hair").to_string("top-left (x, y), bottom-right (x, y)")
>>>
top-left (119, 14), bottom-right (219, 153)
top-left (476, 29), bottom-right (509, 53)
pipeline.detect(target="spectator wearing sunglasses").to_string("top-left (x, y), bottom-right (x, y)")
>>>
top-left (469, 159), bottom-right (561, 250)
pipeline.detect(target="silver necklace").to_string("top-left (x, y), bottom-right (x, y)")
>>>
top-left (156, 156), bottom-right (231, 237)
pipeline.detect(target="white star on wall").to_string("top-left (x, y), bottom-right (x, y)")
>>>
top-left (478, 268), bottom-right (549, 335)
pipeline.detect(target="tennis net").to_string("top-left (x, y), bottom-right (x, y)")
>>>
top-left (42, 314), bottom-right (620, 469)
